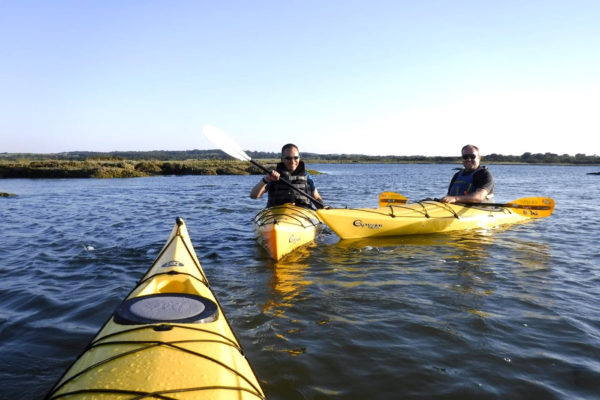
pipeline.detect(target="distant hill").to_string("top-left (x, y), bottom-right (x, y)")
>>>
top-left (0, 150), bottom-right (599, 164)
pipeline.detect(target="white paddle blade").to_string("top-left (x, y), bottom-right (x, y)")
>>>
top-left (203, 125), bottom-right (251, 161)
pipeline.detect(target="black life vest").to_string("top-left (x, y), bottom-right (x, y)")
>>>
top-left (267, 161), bottom-right (312, 208)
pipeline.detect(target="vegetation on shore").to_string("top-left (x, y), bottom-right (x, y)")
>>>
top-left (1, 150), bottom-right (598, 179)
top-left (0, 159), bottom-right (269, 179)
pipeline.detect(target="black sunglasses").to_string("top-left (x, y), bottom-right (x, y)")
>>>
top-left (283, 156), bottom-right (300, 161)
top-left (462, 154), bottom-right (477, 160)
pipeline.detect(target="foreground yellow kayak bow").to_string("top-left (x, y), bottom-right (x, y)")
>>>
top-left (46, 217), bottom-right (265, 400)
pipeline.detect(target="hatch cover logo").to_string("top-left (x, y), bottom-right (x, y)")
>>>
top-left (161, 261), bottom-right (184, 268)
top-left (353, 220), bottom-right (383, 230)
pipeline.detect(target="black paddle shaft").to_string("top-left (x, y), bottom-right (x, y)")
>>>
top-left (455, 201), bottom-right (551, 210)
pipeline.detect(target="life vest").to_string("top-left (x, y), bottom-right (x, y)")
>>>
top-left (448, 167), bottom-right (494, 200)
top-left (267, 161), bottom-right (312, 208)
top-left (448, 169), bottom-right (476, 196)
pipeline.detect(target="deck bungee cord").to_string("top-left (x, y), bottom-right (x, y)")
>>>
top-left (46, 218), bottom-right (265, 400)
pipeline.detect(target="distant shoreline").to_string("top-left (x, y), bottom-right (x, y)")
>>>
top-left (2, 149), bottom-right (599, 164)
top-left (1, 157), bottom-right (599, 179)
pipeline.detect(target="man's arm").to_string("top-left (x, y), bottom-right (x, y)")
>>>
top-left (440, 188), bottom-right (489, 204)
top-left (250, 179), bottom-right (268, 199)
top-left (312, 188), bottom-right (322, 202)
top-left (306, 173), bottom-right (323, 202)
top-left (250, 170), bottom-right (280, 199)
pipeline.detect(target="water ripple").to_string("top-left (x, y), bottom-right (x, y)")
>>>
top-left (1, 167), bottom-right (599, 399)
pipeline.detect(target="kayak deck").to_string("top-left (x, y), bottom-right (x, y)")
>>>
top-left (317, 201), bottom-right (532, 239)
top-left (46, 218), bottom-right (265, 400)
top-left (253, 204), bottom-right (321, 261)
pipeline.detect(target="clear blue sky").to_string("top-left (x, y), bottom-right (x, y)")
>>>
top-left (2, 1), bottom-right (599, 156)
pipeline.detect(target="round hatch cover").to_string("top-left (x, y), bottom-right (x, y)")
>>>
top-left (114, 293), bottom-right (218, 324)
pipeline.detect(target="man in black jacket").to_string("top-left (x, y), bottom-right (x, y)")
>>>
top-left (250, 143), bottom-right (322, 208)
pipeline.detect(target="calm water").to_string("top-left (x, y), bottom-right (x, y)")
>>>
top-left (1, 164), bottom-right (599, 399)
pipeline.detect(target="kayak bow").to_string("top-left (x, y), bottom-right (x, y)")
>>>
top-left (253, 204), bottom-right (321, 261)
top-left (46, 217), bottom-right (265, 400)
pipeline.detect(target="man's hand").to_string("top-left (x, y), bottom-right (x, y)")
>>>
top-left (265, 170), bottom-right (280, 182)
top-left (440, 195), bottom-right (457, 204)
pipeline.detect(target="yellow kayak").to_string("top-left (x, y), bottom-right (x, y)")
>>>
top-left (253, 204), bottom-right (321, 261)
top-left (317, 198), bottom-right (555, 239)
top-left (46, 218), bottom-right (265, 400)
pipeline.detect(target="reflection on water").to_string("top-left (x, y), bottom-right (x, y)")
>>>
top-left (315, 227), bottom-right (555, 324)
top-left (264, 262), bottom-right (312, 316)
top-left (261, 247), bottom-right (315, 357)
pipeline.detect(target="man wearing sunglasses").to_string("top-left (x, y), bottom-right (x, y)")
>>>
top-left (440, 144), bottom-right (494, 204)
top-left (250, 143), bottom-right (322, 208)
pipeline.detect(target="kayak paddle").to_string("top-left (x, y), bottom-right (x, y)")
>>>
top-left (379, 192), bottom-right (408, 207)
top-left (203, 125), bottom-right (326, 209)
top-left (456, 197), bottom-right (555, 218)
top-left (378, 191), bottom-right (554, 218)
